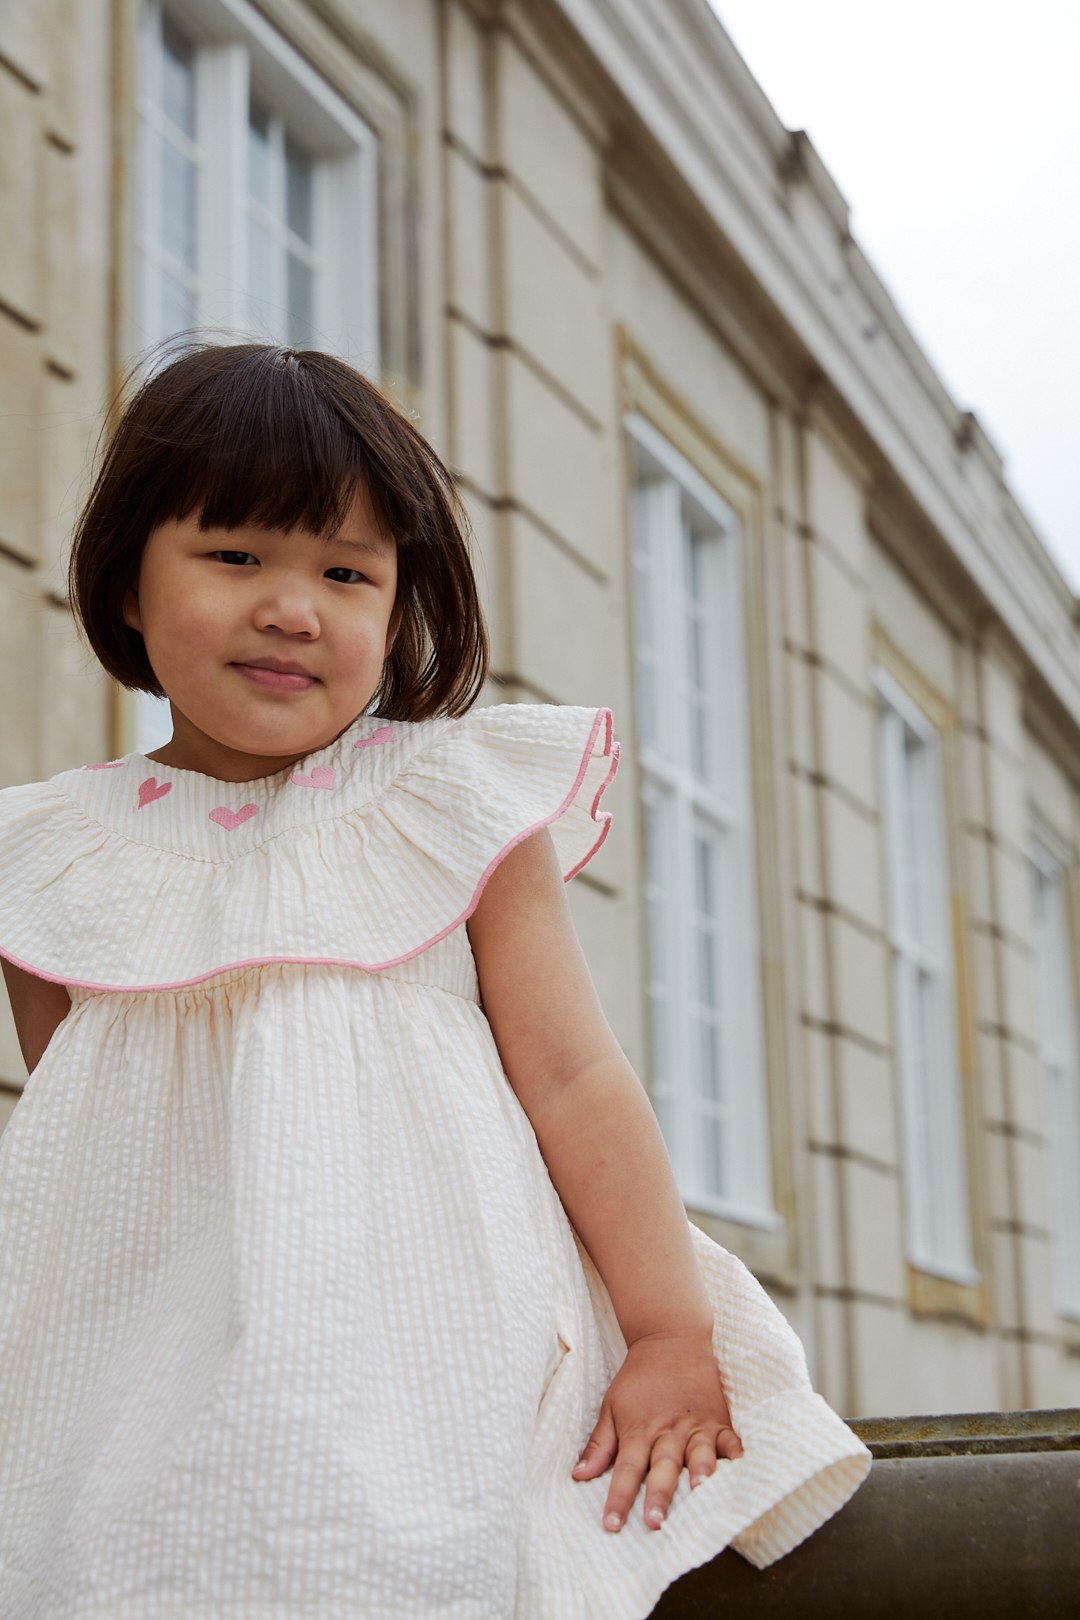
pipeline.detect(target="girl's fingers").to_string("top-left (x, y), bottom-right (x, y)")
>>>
top-left (717, 1423), bottom-right (744, 1462)
top-left (687, 1432), bottom-right (719, 1488)
top-left (572, 1403), bottom-right (618, 1481)
top-left (602, 1437), bottom-right (652, 1531)
top-left (642, 1443), bottom-right (683, 1528)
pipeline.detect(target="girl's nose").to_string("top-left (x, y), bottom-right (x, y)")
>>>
top-left (252, 581), bottom-right (319, 637)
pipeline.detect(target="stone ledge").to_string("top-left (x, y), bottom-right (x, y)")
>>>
top-left (651, 1411), bottom-right (1080, 1618)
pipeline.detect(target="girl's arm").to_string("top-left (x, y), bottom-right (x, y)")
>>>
top-left (467, 827), bottom-right (742, 1533)
top-left (1, 958), bottom-right (71, 1074)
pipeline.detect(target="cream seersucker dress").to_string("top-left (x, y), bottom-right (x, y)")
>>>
top-left (0, 703), bottom-right (869, 1620)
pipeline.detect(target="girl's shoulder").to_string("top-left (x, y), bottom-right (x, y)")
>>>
top-left (0, 704), bottom-right (618, 993)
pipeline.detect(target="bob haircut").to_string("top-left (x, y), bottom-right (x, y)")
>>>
top-left (69, 339), bottom-right (489, 721)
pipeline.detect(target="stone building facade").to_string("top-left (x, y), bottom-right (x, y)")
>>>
top-left (2, 0), bottom-right (1079, 1418)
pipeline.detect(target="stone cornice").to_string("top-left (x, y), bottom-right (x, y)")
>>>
top-left (539, 0), bottom-right (1080, 730)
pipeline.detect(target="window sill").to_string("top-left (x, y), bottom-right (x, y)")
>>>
top-left (907, 1263), bottom-right (990, 1328)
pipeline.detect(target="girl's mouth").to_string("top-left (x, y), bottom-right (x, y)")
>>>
top-left (232, 663), bottom-right (317, 692)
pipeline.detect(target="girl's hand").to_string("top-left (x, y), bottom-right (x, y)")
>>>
top-left (571, 1329), bottom-right (743, 1531)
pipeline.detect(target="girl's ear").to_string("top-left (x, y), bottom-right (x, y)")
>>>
top-left (122, 587), bottom-right (143, 634)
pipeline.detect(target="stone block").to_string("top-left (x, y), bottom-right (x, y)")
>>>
top-left (836, 1037), bottom-right (899, 1167)
top-left (1011, 1132), bottom-right (1052, 1234)
top-left (809, 1146), bottom-right (844, 1290)
top-left (990, 1227), bottom-right (1020, 1330)
top-left (845, 1158), bottom-right (905, 1300)
top-left (982, 1128), bottom-right (1013, 1227)
top-left (828, 913), bottom-right (891, 1049)
top-left (42, 136), bottom-right (79, 376)
top-left (821, 787), bottom-right (884, 932)
top-left (980, 643), bottom-right (1025, 763)
top-left (0, 551), bottom-right (40, 786)
top-left (778, 519), bottom-right (809, 649)
top-left (784, 649), bottom-right (815, 774)
top-left (963, 828), bottom-right (992, 929)
top-left (848, 1296), bottom-right (912, 1414)
top-left (503, 350), bottom-right (616, 574)
top-left (811, 535), bottom-right (871, 688)
top-left (809, 1289), bottom-right (849, 1410)
top-left (816, 667), bottom-right (878, 814)
top-left (0, 62), bottom-right (44, 326)
top-left (803, 427), bottom-right (867, 581)
top-left (46, 0), bottom-right (79, 149)
top-left (444, 0), bottom-right (488, 162)
top-left (1024, 738), bottom-right (1074, 847)
top-left (869, 541), bottom-right (958, 704)
top-left (38, 367), bottom-right (97, 582)
top-left (1015, 1230), bottom-right (1058, 1340)
top-left (997, 936), bottom-right (1040, 1050)
top-left (797, 897), bottom-right (829, 1025)
top-left (983, 743), bottom-right (1028, 854)
top-left (977, 1025), bottom-right (1006, 1123)
top-left (460, 491), bottom-right (511, 673)
top-left (0, 0), bottom-right (47, 88)
top-left (802, 1021), bottom-right (834, 1144)
top-left (1026, 1338), bottom-right (1080, 1409)
top-left (1005, 1039), bottom-right (1049, 1141)
top-left (970, 926), bottom-right (1000, 1029)
top-left (447, 316), bottom-right (498, 499)
top-left (506, 511), bottom-right (617, 707)
top-left (446, 145), bottom-right (493, 332)
top-left (990, 842), bottom-right (1035, 949)
top-left (957, 725), bottom-right (986, 827)
top-left (493, 36), bottom-right (604, 269)
top-left (790, 769), bottom-right (822, 898)
top-left (499, 180), bottom-right (610, 424)
top-left (38, 600), bottom-right (109, 776)
top-left (0, 315), bottom-right (42, 562)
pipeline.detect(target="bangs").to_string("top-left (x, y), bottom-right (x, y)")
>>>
top-left (133, 344), bottom-right (418, 544)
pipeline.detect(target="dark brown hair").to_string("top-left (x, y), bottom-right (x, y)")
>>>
top-left (69, 339), bottom-right (489, 719)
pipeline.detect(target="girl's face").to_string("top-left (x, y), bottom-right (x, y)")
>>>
top-left (123, 485), bottom-right (399, 781)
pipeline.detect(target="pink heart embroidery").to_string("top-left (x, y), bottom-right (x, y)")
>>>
top-left (209, 804), bottom-right (259, 831)
top-left (137, 777), bottom-right (172, 809)
top-left (291, 765), bottom-right (335, 790)
top-left (85, 760), bottom-right (125, 770)
top-left (354, 724), bottom-right (396, 749)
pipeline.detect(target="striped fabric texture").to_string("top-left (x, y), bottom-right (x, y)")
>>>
top-left (0, 703), bottom-right (869, 1618)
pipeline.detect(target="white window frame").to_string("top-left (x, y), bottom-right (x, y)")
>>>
top-left (875, 666), bottom-right (976, 1283)
top-left (628, 413), bottom-right (775, 1227)
top-left (137, 0), bottom-right (379, 367)
top-left (1030, 835), bottom-right (1080, 1318)
top-left (133, 0), bottom-right (380, 753)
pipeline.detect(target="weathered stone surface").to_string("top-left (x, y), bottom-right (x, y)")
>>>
top-left (650, 1411), bottom-right (1080, 1617)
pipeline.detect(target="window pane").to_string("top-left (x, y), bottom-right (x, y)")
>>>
top-left (161, 17), bottom-right (195, 137)
top-left (247, 215), bottom-right (276, 328)
top-left (287, 253), bottom-right (316, 347)
top-left (701, 1114), bottom-right (724, 1196)
top-left (162, 141), bottom-right (197, 269)
top-left (285, 133), bottom-right (315, 242)
top-left (161, 269), bottom-right (195, 337)
top-left (248, 99), bottom-right (272, 207)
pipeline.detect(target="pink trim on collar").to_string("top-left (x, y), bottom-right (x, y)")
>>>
top-left (0, 708), bottom-right (618, 994)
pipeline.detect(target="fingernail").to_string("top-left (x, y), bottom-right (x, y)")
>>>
top-left (646, 1506), bottom-right (664, 1526)
top-left (690, 1475), bottom-right (703, 1488)
top-left (604, 1512), bottom-right (622, 1532)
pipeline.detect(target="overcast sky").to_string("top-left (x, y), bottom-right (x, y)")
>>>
top-left (708, 0), bottom-right (1080, 593)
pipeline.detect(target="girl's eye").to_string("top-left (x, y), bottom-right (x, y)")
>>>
top-left (324, 567), bottom-right (366, 584)
top-left (213, 550), bottom-right (258, 566)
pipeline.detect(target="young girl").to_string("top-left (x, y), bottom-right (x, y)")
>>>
top-left (0, 342), bottom-right (868, 1619)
